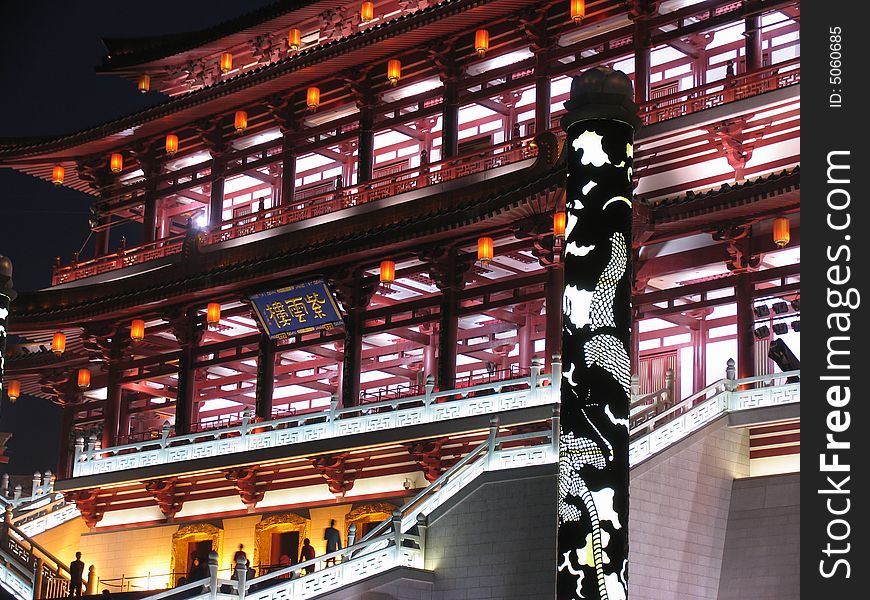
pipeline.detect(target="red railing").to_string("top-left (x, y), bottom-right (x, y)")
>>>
top-left (52, 235), bottom-right (185, 286)
top-left (638, 58), bottom-right (800, 125)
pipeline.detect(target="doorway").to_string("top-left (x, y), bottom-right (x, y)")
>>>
top-left (271, 531), bottom-right (300, 567)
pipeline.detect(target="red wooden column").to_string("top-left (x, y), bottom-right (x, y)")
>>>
top-left (57, 404), bottom-right (75, 478)
top-left (630, 3), bottom-right (656, 105)
top-left (423, 248), bottom-right (472, 390)
top-left (688, 308), bottom-right (714, 392)
top-left (267, 95), bottom-right (298, 207)
top-left (103, 363), bottom-right (122, 448)
top-left (522, 10), bottom-right (554, 134)
top-left (744, 15), bottom-right (763, 72)
top-left (335, 273), bottom-right (377, 407)
top-left (169, 309), bottom-right (206, 434)
top-left (545, 264), bottom-right (564, 373)
top-left (195, 120), bottom-right (228, 227)
top-left (735, 273), bottom-right (755, 379)
top-left (131, 143), bottom-right (162, 243)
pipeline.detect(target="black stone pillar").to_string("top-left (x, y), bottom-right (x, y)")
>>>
top-left (256, 335), bottom-right (275, 420)
top-left (441, 80), bottom-right (460, 159)
top-left (744, 15), bottom-right (763, 72)
top-left (557, 68), bottom-right (641, 600)
top-left (358, 105), bottom-right (375, 183)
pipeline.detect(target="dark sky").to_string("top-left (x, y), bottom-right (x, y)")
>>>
top-left (0, 0), bottom-right (276, 476)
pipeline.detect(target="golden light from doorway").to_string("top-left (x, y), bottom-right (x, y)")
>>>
top-left (307, 87), bottom-right (321, 111)
top-left (131, 319), bottom-right (145, 342)
top-left (110, 153), bottom-right (123, 174)
top-left (474, 29), bottom-right (490, 57)
top-left (51, 331), bottom-right (66, 356)
top-left (165, 134), bottom-right (179, 157)
top-left (51, 165), bottom-right (65, 186)
top-left (207, 302), bottom-right (222, 326)
top-left (138, 74), bottom-right (151, 93)
top-left (477, 236), bottom-right (494, 266)
top-left (288, 28), bottom-right (301, 50)
top-left (77, 368), bottom-right (91, 390)
top-left (773, 217), bottom-right (790, 248)
top-left (6, 380), bottom-right (21, 402)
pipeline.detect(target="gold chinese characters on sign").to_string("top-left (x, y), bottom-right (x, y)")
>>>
top-left (250, 280), bottom-right (343, 340)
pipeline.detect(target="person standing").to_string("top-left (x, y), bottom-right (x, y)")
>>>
top-left (299, 539), bottom-right (316, 575)
top-left (323, 519), bottom-right (342, 566)
top-left (231, 544), bottom-right (247, 580)
top-left (69, 552), bottom-right (85, 597)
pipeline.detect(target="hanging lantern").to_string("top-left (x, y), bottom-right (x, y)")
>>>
top-left (288, 28), bottom-right (302, 50)
top-left (773, 217), bottom-right (790, 248)
top-left (571, 0), bottom-right (586, 23)
top-left (234, 110), bottom-right (248, 133)
top-left (307, 87), bottom-right (321, 111)
top-left (553, 211), bottom-right (567, 239)
top-left (207, 302), bottom-right (222, 326)
top-left (474, 29), bottom-right (490, 57)
top-left (77, 368), bottom-right (91, 390)
top-left (477, 236), bottom-right (494, 266)
top-left (110, 153), bottom-right (124, 174)
top-left (51, 332), bottom-right (66, 356)
top-left (6, 380), bottom-right (21, 403)
top-left (165, 134), bottom-right (179, 157)
top-left (51, 165), bottom-right (65, 186)
top-left (137, 74), bottom-right (151, 93)
top-left (361, 1), bottom-right (374, 22)
top-left (387, 59), bottom-right (401, 86)
top-left (220, 52), bottom-right (233, 74)
top-left (131, 319), bottom-right (145, 342)
top-left (379, 260), bottom-right (396, 289)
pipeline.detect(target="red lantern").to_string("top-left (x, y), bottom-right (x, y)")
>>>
top-left (110, 153), bottom-right (123, 174)
top-left (379, 260), bottom-right (396, 288)
top-left (477, 237), bottom-right (494, 266)
top-left (387, 59), bottom-right (401, 86)
top-left (234, 110), bottom-right (248, 133)
top-left (773, 217), bottom-right (790, 248)
top-left (571, 0), bottom-right (586, 23)
top-left (361, 1), bottom-right (374, 22)
top-left (6, 380), bottom-right (21, 402)
top-left (220, 52), bottom-right (233, 74)
top-left (474, 29), bottom-right (490, 57)
top-left (77, 368), bottom-right (91, 390)
top-left (51, 331), bottom-right (66, 356)
top-left (207, 303), bottom-right (221, 326)
top-left (553, 211), bottom-right (567, 239)
top-left (51, 165), bottom-right (65, 186)
top-left (137, 74), bottom-right (150, 93)
top-left (131, 319), bottom-right (145, 342)
top-left (165, 134), bottom-right (179, 157)
top-left (307, 87), bottom-right (321, 111)
top-left (288, 28), bottom-right (301, 50)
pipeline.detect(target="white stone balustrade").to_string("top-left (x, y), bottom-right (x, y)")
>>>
top-left (629, 370), bottom-right (800, 467)
top-left (73, 368), bottom-right (559, 478)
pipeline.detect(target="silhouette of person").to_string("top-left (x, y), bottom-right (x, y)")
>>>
top-left (299, 539), bottom-right (315, 575)
top-left (323, 519), bottom-right (342, 566)
top-left (231, 544), bottom-right (247, 580)
top-left (69, 552), bottom-right (85, 597)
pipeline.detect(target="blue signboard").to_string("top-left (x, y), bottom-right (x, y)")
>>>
top-left (249, 280), bottom-right (344, 339)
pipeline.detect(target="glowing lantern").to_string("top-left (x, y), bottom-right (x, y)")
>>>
top-left (387, 59), bottom-right (401, 86)
top-left (77, 368), bottom-right (91, 390)
top-left (474, 29), bottom-right (490, 57)
top-left (51, 332), bottom-right (66, 356)
top-left (553, 211), bottom-right (567, 239)
top-left (477, 236), bottom-right (494, 266)
top-left (361, 1), bottom-right (374, 22)
top-left (110, 153), bottom-right (123, 174)
top-left (234, 110), bottom-right (248, 133)
top-left (165, 134), bottom-right (179, 157)
top-left (288, 28), bottom-right (301, 50)
top-left (220, 52), bottom-right (233, 74)
top-left (773, 217), bottom-right (790, 248)
top-left (307, 87), bottom-right (321, 111)
top-left (137, 74), bottom-right (151, 93)
top-left (52, 165), bottom-right (65, 186)
top-left (571, 0), bottom-right (586, 23)
top-left (379, 260), bottom-right (396, 288)
top-left (131, 319), bottom-right (145, 342)
top-left (6, 380), bottom-right (21, 403)
top-left (207, 302), bottom-right (222, 326)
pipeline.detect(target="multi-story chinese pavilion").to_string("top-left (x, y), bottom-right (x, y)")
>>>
top-left (0, 1), bottom-right (800, 599)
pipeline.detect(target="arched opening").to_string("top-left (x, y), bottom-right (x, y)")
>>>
top-left (170, 524), bottom-right (223, 587)
top-left (254, 513), bottom-right (310, 576)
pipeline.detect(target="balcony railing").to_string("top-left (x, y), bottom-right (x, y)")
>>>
top-left (72, 362), bottom-right (560, 478)
top-left (51, 139), bottom-right (537, 286)
top-left (638, 58), bottom-right (800, 125)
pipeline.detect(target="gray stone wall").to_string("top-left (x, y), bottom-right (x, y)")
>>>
top-left (717, 473), bottom-right (800, 600)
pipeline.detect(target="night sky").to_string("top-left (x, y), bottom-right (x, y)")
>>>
top-left (0, 0), bottom-right (275, 476)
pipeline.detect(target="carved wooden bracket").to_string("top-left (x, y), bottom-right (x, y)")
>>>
top-left (311, 453), bottom-right (356, 495)
top-left (404, 438), bottom-right (450, 482)
top-left (144, 478), bottom-right (185, 520)
top-left (713, 224), bottom-right (761, 273)
top-left (225, 467), bottom-right (275, 509)
top-left (63, 490), bottom-right (104, 528)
